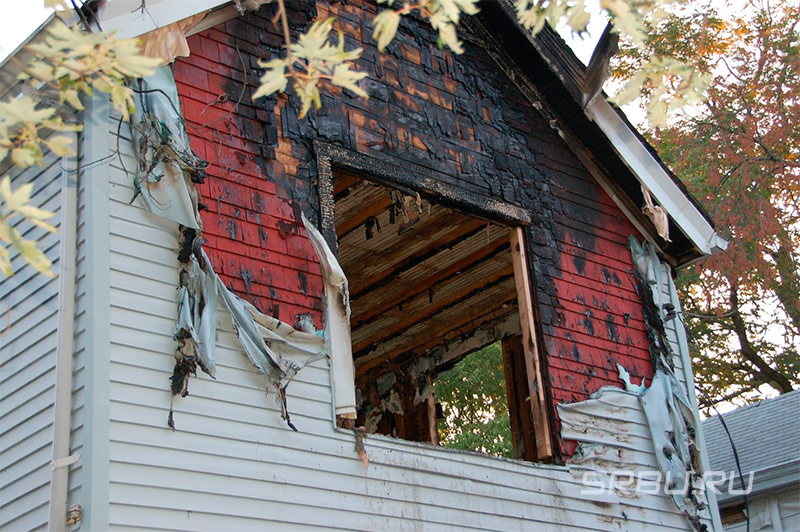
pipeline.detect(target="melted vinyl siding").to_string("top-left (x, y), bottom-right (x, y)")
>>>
top-left (0, 148), bottom-right (63, 532)
top-left (652, 261), bottom-right (688, 392)
top-left (104, 125), bottom-right (700, 531)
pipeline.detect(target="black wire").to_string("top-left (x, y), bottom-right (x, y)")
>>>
top-left (695, 385), bottom-right (750, 532)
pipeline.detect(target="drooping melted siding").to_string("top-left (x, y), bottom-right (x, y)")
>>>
top-left (0, 143), bottom-right (63, 532)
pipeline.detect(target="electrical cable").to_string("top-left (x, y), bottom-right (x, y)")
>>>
top-left (694, 385), bottom-right (751, 532)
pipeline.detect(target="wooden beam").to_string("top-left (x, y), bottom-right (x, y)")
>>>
top-left (502, 336), bottom-right (538, 461)
top-left (350, 218), bottom-right (487, 298)
top-left (355, 294), bottom-right (519, 378)
top-left (336, 194), bottom-right (392, 238)
top-left (510, 227), bottom-right (553, 460)
top-left (352, 266), bottom-right (515, 354)
top-left (351, 237), bottom-right (510, 328)
top-left (333, 173), bottom-right (360, 197)
top-left (426, 375), bottom-right (439, 445)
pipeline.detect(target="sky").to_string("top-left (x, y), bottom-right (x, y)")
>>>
top-left (0, 4), bottom-right (50, 62)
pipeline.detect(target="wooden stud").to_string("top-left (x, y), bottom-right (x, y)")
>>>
top-left (502, 335), bottom-right (537, 461)
top-left (426, 375), bottom-right (439, 445)
top-left (510, 227), bottom-right (553, 460)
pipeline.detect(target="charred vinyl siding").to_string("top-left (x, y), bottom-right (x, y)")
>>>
top-left (0, 141), bottom-right (63, 531)
top-left (175, 0), bottom-right (655, 461)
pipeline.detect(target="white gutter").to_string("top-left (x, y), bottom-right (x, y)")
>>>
top-left (47, 141), bottom-right (80, 531)
top-left (96, 0), bottom-right (230, 39)
top-left (585, 99), bottom-right (728, 256)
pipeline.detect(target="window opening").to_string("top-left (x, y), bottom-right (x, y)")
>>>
top-left (331, 168), bottom-right (552, 461)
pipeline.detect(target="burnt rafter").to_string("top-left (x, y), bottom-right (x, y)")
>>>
top-left (401, 295), bottom-right (519, 358)
top-left (351, 236), bottom-right (511, 328)
top-left (352, 266), bottom-right (516, 355)
top-left (333, 174), bottom-right (360, 199)
top-left (336, 194), bottom-right (393, 238)
top-left (349, 218), bottom-right (488, 298)
top-left (355, 295), bottom-right (520, 378)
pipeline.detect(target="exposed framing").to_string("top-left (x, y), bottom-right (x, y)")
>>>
top-left (313, 141), bottom-right (531, 252)
top-left (314, 141), bottom-right (555, 461)
top-left (510, 227), bottom-right (554, 459)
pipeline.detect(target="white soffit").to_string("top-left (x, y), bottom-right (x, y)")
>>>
top-left (97, 0), bottom-right (231, 39)
top-left (586, 99), bottom-right (729, 256)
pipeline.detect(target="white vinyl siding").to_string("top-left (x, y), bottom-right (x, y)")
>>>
top-left (0, 141), bottom-right (63, 532)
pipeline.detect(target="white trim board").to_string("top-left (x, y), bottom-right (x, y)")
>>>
top-left (585, 99), bottom-right (728, 257)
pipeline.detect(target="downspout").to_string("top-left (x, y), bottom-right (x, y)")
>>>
top-left (47, 136), bottom-right (80, 531)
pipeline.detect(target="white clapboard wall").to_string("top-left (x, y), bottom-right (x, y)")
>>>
top-left (0, 99), bottom-right (707, 532)
top-left (0, 135), bottom-right (65, 531)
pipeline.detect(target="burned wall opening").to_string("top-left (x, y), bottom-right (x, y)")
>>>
top-left (332, 167), bottom-right (549, 461)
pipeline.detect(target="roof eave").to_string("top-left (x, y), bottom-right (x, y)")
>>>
top-left (585, 99), bottom-right (729, 258)
top-left (95, 0), bottom-right (230, 39)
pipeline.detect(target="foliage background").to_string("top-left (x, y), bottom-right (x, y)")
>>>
top-left (435, 343), bottom-right (514, 458)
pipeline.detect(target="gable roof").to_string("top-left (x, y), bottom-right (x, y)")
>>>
top-left (478, 1), bottom-right (727, 266)
top-left (2, 1), bottom-right (727, 266)
top-left (702, 390), bottom-right (800, 501)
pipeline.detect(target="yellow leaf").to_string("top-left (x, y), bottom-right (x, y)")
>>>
top-left (0, 243), bottom-right (12, 276)
top-left (45, 135), bottom-right (75, 157)
top-left (373, 10), bottom-right (402, 51)
top-left (11, 148), bottom-right (38, 168)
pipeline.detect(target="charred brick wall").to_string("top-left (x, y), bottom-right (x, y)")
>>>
top-left (173, 0), bottom-right (655, 459)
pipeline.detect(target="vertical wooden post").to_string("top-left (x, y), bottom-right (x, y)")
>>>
top-left (510, 227), bottom-right (553, 460)
top-left (502, 336), bottom-right (537, 461)
top-left (426, 376), bottom-right (439, 445)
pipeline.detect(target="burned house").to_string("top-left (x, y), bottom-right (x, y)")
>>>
top-left (1, 1), bottom-right (729, 530)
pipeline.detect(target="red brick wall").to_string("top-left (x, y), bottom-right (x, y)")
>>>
top-left (173, 0), bottom-right (655, 460)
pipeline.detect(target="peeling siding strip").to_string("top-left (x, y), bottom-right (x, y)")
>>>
top-left (302, 214), bottom-right (357, 419)
top-left (130, 66), bottom-right (334, 428)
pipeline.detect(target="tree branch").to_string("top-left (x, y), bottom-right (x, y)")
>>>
top-left (729, 282), bottom-right (795, 393)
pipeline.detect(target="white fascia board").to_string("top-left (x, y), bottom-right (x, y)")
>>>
top-left (97, 0), bottom-right (231, 39)
top-left (586, 98), bottom-right (729, 257)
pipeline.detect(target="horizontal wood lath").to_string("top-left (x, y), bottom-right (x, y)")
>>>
top-left (332, 173), bottom-right (518, 371)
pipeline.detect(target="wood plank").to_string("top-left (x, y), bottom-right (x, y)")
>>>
top-left (502, 335), bottom-right (537, 462)
top-left (336, 194), bottom-right (392, 238)
top-left (333, 173), bottom-right (360, 197)
top-left (349, 218), bottom-right (486, 298)
top-left (510, 227), bottom-right (553, 460)
top-left (352, 266), bottom-right (514, 354)
top-left (355, 296), bottom-right (518, 378)
top-left (351, 237), bottom-right (510, 328)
